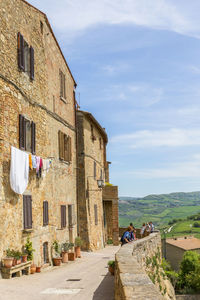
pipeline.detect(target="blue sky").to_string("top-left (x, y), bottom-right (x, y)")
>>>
top-left (29, 0), bottom-right (200, 197)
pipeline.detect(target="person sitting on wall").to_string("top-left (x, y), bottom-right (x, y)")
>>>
top-left (130, 223), bottom-right (137, 240)
top-left (140, 223), bottom-right (146, 237)
top-left (149, 221), bottom-right (155, 233)
top-left (121, 226), bottom-right (132, 245)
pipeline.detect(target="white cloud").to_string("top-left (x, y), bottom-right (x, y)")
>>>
top-left (29, 0), bottom-right (200, 39)
top-left (111, 128), bottom-right (200, 149)
top-left (188, 65), bottom-right (200, 74)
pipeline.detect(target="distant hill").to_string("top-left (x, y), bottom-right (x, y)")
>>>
top-left (119, 191), bottom-right (200, 228)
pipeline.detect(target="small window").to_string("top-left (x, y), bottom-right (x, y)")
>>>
top-left (40, 21), bottom-right (44, 35)
top-left (94, 161), bottom-right (96, 179)
top-left (58, 131), bottom-right (72, 162)
top-left (19, 114), bottom-right (36, 154)
top-left (59, 70), bottom-right (66, 100)
top-left (23, 195), bottom-right (32, 229)
top-left (43, 201), bottom-right (49, 226)
top-left (99, 138), bottom-right (102, 149)
top-left (94, 204), bottom-right (98, 225)
top-left (17, 32), bottom-right (34, 80)
top-left (91, 124), bottom-right (96, 141)
top-left (61, 205), bottom-right (66, 228)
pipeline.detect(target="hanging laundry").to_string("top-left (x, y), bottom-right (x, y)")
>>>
top-left (36, 156), bottom-right (40, 178)
top-left (29, 154), bottom-right (33, 170)
top-left (32, 155), bottom-right (37, 169)
top-left (10, 146), bottom-right (29, 195)
top-left (39, 157), bottom-right (43, 177)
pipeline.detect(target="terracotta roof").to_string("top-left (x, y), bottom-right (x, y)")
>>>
top-left (77, 110), bottom-right (108, 143)
top-left (166, 237), bottom-right (200, 250)
top-left (21, 0), bottom-right (77, 86)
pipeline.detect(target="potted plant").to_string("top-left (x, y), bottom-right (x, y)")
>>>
top-left (52, 240), bottom-right (62, 266)
top-left (61, 241), bottom-right (71, 263)
top-left (22, 253), bottom-right (28, 263)
top-left (67, 243), bottom-right (75, 261)
top-left (3, 249), bottom-right (14, 268)
top-left (30, 264), bottom-right (36, 274)
top-left (24, 238), bottom-right (35, 261)
top-left (75, 237), bottom-right (83, 258)
top-left (36, 258), bottom-right (41, 272)
top-left (14, 250), bottom-right (22, 265)
top-left (108, 260), bottom-right (115, 275)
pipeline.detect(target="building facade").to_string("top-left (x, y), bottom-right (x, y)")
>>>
top-left (0, 0), bottom-right (77, 266)
top-left (76, 111), bottom-right (119, 250)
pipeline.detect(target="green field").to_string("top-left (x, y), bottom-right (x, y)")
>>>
top-left (119, 191), bottom-right (200, 229)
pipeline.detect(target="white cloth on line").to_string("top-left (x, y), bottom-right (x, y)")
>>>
top-left (10, 146), bottom-right (29, 195)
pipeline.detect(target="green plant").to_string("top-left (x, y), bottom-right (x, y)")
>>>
top-left (75, 237), bottom-right (83, 247)
top-left (61, 241), bottom-right (71, 252)
top-left (107, 238), bottom-right (113, 245)
top-left (108, 260), bottom-right (115, 268)
top-left (13, 250), bottom-right (22, 260)
top-left (24, 237), bottom-right (35, 261)
top-left (146, 257), bottom-right (152, 267)
top-left (148, 272), bottom-right (156, 284)
top-left (52, 240), bottom-right (61, 257)
top-left (6, 248), bottom-right (13, 258)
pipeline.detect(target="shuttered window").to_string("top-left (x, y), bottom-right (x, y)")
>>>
top-left (94, 161), bottom-right (96, 179)
top-left (19, 114), bottom-right (36, 154)
top-left (23, 195), bottom-right (32, 229)
top-left (17, 32), bottom-right (34, 80)
top-left (43, 242), bottom-right (49, 264)
top-left (61, 205), bottom-right (66, 228)
top-left (59, 70), bottom-right (66, 99)
top-left (58, 131), bottom-right (72, 163)
top-left (94, 204), bottom-right (98, 225)
top-left (43, 201), bottom-right (49, 226)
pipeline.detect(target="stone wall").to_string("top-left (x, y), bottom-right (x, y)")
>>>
top-left (0, 0), bottom-right (77, 268)
top-left (115, 232), bottom-right (176, 300)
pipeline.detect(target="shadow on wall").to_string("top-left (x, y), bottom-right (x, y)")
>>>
top-left (92, 272), bottom-right (114, 300)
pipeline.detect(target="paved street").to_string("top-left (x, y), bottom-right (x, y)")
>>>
top-left (0, 246), bottom-right (119, 300)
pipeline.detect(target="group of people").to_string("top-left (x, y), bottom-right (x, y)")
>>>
top-left (120, 221), bottom-right (155, 245)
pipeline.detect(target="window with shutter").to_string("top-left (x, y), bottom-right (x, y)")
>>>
top-left (43, 201), bottom-right (48, 226)
top-left (23, 195), bottom-right (32, 229)
top-left (17, 32), bottom-right (34, 80)
top-left (18, 32), bottom-right (25, 71)
top-left (59, 70), bottom-right (66, 100)
top-left (19, 114), bottom-right (25, 150)
top-left (58, 131), bottom-right (72, 163)
top-left (68, 204), bottom-right (72, 227)
top-left (30, 46), bottom-right (34, 80)
top-left (61, 205), bottom-right (66, 228)
top-left (43, 242), bottom-right (49, 264)
top-left (31, 122), bottom-right (36, 154)
top-left (19, 114), bottom-right (36, 154)
top-left (94, 204), bottom-right (98, 225)
top-left (94, 161), bottom-right (96, 179)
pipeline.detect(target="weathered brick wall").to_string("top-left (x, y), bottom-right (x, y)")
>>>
top-left (115, 233), bottom-right (175, 300)
top-left (0, 0), bottom-right (77, 267)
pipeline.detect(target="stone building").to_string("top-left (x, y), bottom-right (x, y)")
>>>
top-left (166, 237), bottom-right (200, 271)
top-left (0, 0), bottom-right (77, 266)
top-left (76, 110), bottom-right (119, 250)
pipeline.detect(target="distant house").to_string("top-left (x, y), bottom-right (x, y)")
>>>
top-left (166, 237), bottom-right (200, 271)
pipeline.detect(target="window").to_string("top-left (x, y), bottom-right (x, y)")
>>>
top-left (58, 131), bottom-right (72, 162)
top-left (94, 204), bottom-right (98, 225)
top-left (59, 70), bottom-right (66, 100)
top-left (99, 138), bottom-right (102, 149)
top-left (19, 114), bottom-right (36, 154)
top-left (94, 161), bottom-right (96, 179)
top-left (40, 21), bottom-right (44, 35)
top-left (91, 124), bottom-right (96, 141)
top-left (23, 195), bottom-right (32, 230)
top-left (43, 242), bottom-right (49, 264)
top-left (61, 205), bottom-right (66, 228)
top-left (43, 201), bottom-right (49, 226)
top-left (17, 32), bottom-right (34, 80)
top-left (68, 204), bottom-right (75, 227)
top-left (100, 169), bottom-right (103, 180)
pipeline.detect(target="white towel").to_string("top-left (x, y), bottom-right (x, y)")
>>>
top-left (10, 146), bottom-right (29, 195)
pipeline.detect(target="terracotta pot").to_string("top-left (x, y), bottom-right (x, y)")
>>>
top-left (36, 266), bottom-right (41, 273)
top-left (68, 252), bottom-right (76, 261)
top-left (52, 257), bottom-right (62, 266)
top-left (109, 266), bottom-right (114, 275)
top-left (12, 258), bottom-right (17, 266)
top-left (22, 255), bottom-right (28, 263)
top-left (75, 246), bottom-right (81, 258)
top-left (17, 258), bottom-right (21, 265)
top-left (30, 265), bottom-right (36, 274)
top-left (3, 257), bottom-right (13, 268)
top-left (62, 252), bottom-right (68, 263)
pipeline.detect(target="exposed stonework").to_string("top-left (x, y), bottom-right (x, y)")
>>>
top-left (115, 232), bottom-right (176, 300)
top-left (0, 0), bottom-right (77, 269)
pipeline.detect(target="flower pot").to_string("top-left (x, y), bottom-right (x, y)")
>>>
top-left (12, 258), bottom-right (17, 266)
top-left (62, 252), bottom-right (68, 263)
top-left (3, 257), bottom-right (13, 268)
top-left (36, 266), bottom-right (41, 273)
top-left (17, 258), bottom-right (21, 265)
top-left (109, 266), bottom-right (114, 275)
top-left (68, 252), bottom-right (76, 261)
top-left (30, 264), bottom-right (36, 274)
top-left (52, 257), bottom-right (62, 266)
top-left (22, 255), bottom-right (28, 263)
top-left (75, 246), bottom-right (81, 258)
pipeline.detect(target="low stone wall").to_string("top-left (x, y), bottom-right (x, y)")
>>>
top-left (115, 232), bottom-right (175, 300)
top-left (176, 296), bottom-right (200, 300)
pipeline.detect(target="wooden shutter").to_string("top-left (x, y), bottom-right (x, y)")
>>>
top-left (59, 70), bottom-right (63, 98)
top-left (30, 46), bottom-right (34, 80)
top-left (17, 32), bottom-right (25, 71)
top-left (63, 74), bottom-right (66, 99)
top-left (94, 161), bottom-right (96, 179)
top-left (68, 205), bottom-right (72, 226)
top-left (58, 131), bottom-right (64, 160)
top-left (19, 114), bottom-right (26, 150)
top-left (43, 201), bottom-right (48, 226)
top-left (23, 195), bottom-right (32, 229)
top-left (61, 205), bottom-right (66, 228)
top-left (68, 136), bottom-right (72, 162)
top-left (31, 121), bottom-right (36, 154)
top-left (64, 134), bottom-right (68, 162)
top-left (94, 204), bottom-right (98, 225)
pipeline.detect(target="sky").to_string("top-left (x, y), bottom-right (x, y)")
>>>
top-left (28, 0), bottom-right (200, 197)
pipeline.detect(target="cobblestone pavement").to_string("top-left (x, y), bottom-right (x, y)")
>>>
top-left (0, 246), bottom-right (120, 300)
